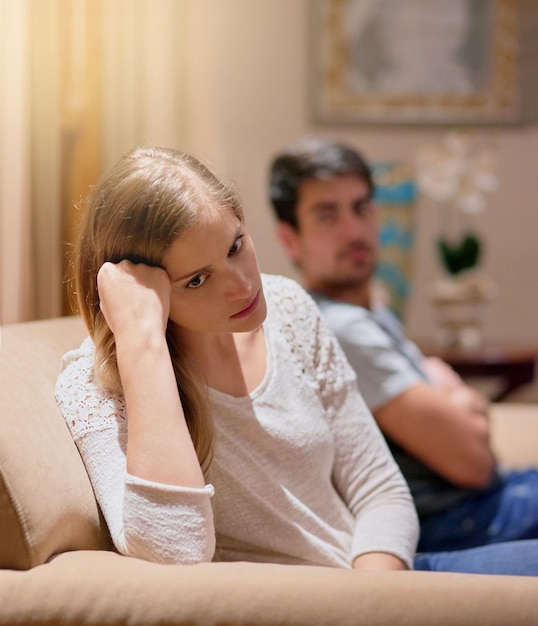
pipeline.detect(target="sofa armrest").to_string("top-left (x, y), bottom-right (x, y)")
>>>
top-left (0, 551), bottom-right (537, 626)
top-left (0, 316), bottom-right (111, 570)
top-left (490, 403), bottom-right (538, 468)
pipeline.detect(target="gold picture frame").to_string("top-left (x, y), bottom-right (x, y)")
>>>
top-left (310, 0), bottom-right (537, 125)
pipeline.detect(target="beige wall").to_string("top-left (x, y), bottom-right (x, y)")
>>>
top-left (3, 0), bottom-right (537, 348)
top-left (177, 0), bottom-right (538, 346)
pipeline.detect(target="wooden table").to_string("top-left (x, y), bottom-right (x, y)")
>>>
top-left (423, 346), bottom-right (538, 402)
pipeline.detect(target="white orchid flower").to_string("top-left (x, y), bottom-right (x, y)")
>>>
top-left (458, 191), bottom-right (486, 215)
top-left (414, 132), bottom-right (498, 212)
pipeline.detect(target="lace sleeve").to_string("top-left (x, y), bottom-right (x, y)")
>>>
top-left (265, 275), bottom-right (418, 567)
top-left (55, 338), bottom-right (128, 440)
top-left (266, 275), bottom-right (356, 406)
top-left (55, 338), bottom-right (216, 565)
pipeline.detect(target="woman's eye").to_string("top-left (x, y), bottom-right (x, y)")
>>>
top-left (187, 274), bottom-right (207, 289)
top-left (229, 235), bottom-right (244, 256)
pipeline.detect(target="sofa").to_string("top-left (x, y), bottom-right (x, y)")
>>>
top-left (1, 316), bottom-right (538, 626)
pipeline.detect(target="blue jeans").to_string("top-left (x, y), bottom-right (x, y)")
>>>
top-left (414, 539), bottom-right (538, 576)
top-left (418, 469), bottom-right (538, 552)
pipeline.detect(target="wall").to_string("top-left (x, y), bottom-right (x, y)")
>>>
top-left (179, 0), bottom-right (538, 347)
top-left (3, 0), bottom-right (536, 348)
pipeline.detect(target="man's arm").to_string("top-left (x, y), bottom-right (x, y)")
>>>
top-left (374, 381), bottom-right (495, 489)
top-left (317, 301), bottom-right (495, 489)
top-left (422, 356), bottom-right (464, 391)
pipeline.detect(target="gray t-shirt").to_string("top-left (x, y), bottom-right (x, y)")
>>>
top-left (311, 294), bottom-right (474, 517)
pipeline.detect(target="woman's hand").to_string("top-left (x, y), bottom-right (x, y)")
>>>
top-left (97, 260), bottom-right (171, 340)
top-left (353, 552), bottom-right (408, 572)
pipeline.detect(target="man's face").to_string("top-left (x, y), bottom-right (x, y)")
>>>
top-left (278, 174), bottom-right (378, 296)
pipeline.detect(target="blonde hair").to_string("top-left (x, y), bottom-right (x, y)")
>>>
top-left (71, 145), bottom-right (244, 476)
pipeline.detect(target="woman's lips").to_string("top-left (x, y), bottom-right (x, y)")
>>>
top-left (231, 292), bottom-right (260, 319)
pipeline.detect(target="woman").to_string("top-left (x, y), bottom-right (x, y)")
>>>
top-left (56, 145), bottom-right (537, 575)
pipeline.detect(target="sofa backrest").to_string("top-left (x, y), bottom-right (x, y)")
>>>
top-left (0, 316), bottom-right (112, 570)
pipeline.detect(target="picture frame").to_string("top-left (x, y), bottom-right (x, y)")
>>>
top-left (310, 0), bottom-right (538, 125)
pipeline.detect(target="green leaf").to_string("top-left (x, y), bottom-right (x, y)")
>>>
top-left (437, 233), bottom-right (482, 275)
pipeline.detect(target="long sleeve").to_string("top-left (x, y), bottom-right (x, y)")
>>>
top-left (55, 339), bottom-right (215, 564)
top-left (324, 371), bottom-right (419, 567)
top-left (275, 277), bottom-right (419, 568)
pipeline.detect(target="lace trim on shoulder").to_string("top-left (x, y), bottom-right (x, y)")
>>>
top-left (263, 274), bottom-right (356, 403)
top-left (56, 340), bottom-right (127, 441)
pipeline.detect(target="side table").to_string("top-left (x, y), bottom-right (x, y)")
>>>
top-left (422, 345), bottom-right (538, 402)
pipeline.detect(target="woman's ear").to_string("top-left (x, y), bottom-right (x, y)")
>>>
top-left (275, 221), bottom-right (302, 264)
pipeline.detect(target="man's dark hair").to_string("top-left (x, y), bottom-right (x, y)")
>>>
top-left (268, 137), bottom-right (374, 229)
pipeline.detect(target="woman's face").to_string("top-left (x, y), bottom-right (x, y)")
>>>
top-left (162, 206), bottom-right (266, 336)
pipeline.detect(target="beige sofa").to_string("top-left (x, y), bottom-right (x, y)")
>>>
top-left (1, 316), bottom-right (538, 626)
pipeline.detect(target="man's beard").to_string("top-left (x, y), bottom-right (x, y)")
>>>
top-left (334, 243), bottom-right (376, 284)
top-left (323, 261), bottom-right (377, 293)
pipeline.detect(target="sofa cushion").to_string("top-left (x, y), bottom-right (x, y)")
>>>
top-left (0, 317), bottom-right (111, 570)
top-left (490, 403), bottom-right (538, 468)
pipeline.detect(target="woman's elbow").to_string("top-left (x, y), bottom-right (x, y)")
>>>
top-left (119, 527), bottom-right (216, 565)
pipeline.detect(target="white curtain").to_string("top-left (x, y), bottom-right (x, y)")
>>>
top-left (0, 0), bottom-right (35, 324)
top-left (0, 0), bottom-right (194, 324)
top-left (0, 0), bottom-right (63, 324)
top-left (101, 0), bottom-right (192, 168)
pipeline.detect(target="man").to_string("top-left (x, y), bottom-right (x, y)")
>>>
top-left (267, 136), bottom-right (538, 552)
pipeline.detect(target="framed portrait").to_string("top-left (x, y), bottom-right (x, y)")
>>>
top-left (310, 0), bottom-right (538, 125)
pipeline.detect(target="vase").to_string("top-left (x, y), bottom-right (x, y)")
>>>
top-left (430, 270), bottom-right (497, 351)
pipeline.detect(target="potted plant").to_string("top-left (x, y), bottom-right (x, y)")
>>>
top-left (414, 131), bottom-right (499, 350)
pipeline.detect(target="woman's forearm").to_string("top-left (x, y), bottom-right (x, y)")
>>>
top-left (97, 260), bottom-right (205, 489)
top-left (117, 332), bottom-right (205, 488)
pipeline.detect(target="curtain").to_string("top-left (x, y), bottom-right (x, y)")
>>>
top-left (0, 0), bottom-right (34, 323)
top-left (0, 0), bottom-right (190, 324)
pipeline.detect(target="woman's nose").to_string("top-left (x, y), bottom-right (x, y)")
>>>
top-left (224, 267), bottom-right (251, 300)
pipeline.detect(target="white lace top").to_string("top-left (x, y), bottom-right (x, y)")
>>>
top-left (56, 274), bottom-right (418, 568)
